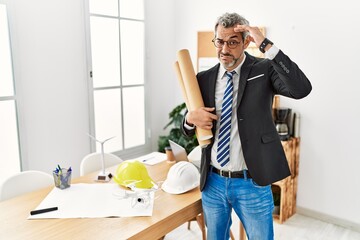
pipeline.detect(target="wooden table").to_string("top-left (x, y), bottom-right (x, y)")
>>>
top-left (0, 161), bottom-right (203, 240)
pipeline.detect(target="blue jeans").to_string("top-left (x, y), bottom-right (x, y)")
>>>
top-left (202, 170), bottom-right (274, 240)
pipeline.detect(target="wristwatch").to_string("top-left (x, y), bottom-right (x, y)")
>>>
top-left (259, 38), bottom-right (273, 53)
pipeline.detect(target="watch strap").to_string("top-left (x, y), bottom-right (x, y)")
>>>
top-left (259, 38), bottom-right (273, 53)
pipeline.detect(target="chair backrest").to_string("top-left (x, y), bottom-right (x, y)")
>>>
top-left (80, 152), bottom-right (123, 176)
top-left (0, 170), bottom-right (53, 201)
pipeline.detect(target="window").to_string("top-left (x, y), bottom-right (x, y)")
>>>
top-left (0, 3), bottom-right (21, 183)
top-left (85, 0), bottom-right (148, 155)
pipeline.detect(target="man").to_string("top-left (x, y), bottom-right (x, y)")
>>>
top-left (181, 13), bottom-right (312, 239)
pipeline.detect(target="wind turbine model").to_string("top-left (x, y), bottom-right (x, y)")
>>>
top-left (87, 133), bottom-right (116, 182)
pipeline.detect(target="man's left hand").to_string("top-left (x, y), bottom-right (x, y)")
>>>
top-left (234, 25), bottom-right (265, 48)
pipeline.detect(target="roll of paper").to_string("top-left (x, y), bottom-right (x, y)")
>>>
top-left (173, 61), bottom-right (190, 108)
top-left (175, 49), bottom-right (213, 146)
top-left (174, 61), bottom-right (211, 147)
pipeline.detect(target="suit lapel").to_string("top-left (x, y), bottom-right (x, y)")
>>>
top-left (237, 53), bottom-right (255, 108)
top-left (208, 64), bottom-right (220, 108)
top-left (206, 64), bottom-right (220, 137)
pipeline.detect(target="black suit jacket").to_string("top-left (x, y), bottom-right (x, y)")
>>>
top-left (182, 50), bottom-right (312, 191)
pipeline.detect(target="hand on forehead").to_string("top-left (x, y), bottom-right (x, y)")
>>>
top-left (216, 25), bottom-right (242, 40)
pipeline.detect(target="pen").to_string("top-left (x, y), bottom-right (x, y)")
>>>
top-left (142, 157), bottom-right (154, 162)
top-left (30, 207), bottom-right (58, 215)
top-left (57, 164), bottom-right (62, 174)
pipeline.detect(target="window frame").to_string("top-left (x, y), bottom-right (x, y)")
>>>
top-left (0, 1), bottom-right (23, 179)
top-left (84, 0), bottom-right (151, 159)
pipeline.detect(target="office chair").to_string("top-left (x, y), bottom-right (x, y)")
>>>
top-left (0, 170), bottom-right (53, 201)
top-left (80, 152), bottom-right (123, 176)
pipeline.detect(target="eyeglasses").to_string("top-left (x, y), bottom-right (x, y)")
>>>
top-left (212, 38), bottom-right (241, 49)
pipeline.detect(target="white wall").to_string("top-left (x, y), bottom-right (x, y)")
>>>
top-left (145, 0), bottom-right (177, 152)
top-left (5, 0), bottom-right (179, 177)
top-left (172, 0), bottom-right (360, 227)
top-left (5, 0), bottom-right (360, 229)
top-left (7, 0), bottom-right (91, 175)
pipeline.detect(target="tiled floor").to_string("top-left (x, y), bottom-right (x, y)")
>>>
top-left (164, 213), bottom-right (360, 240)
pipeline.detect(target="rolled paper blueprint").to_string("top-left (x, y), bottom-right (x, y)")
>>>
top-left (174, 62), bottom-right (211, 147)
top-left (173, 62), bottom-right (190, 107)
top-left (175, 49), bottom-right (213, 146)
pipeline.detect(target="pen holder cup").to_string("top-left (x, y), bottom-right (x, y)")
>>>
top-left (53, 168), bottom-right (72, 189)
top-left (165, 146), bottom-right (175, 163)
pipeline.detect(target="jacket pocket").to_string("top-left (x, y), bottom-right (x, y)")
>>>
top-left (261, 131), bottom-right (279, 143)
top-left (246, 74), bottom-right (264, 82)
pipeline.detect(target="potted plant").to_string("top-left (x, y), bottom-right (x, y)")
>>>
top-left (158, 103), bottom-right (198, 154)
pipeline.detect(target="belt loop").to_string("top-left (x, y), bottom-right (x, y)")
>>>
top-left (229, 170), bottom-right (232, 178)
top-left (243, 170), bottom-right (247, 180)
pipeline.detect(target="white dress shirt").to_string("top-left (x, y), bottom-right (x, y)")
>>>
top-left (210, 56), bottom-right (247, 171)
top-left (185, 45), bottom-right (280, 171)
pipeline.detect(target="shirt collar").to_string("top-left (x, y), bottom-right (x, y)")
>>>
top-left (219, 54), bottom-right (246, 79)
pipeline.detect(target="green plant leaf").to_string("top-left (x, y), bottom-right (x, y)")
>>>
top-left (158, 102), bottom-right (198, 154)
top-left (158, 136), bottom-right (170, 153)
top-left (164, 103), bottom-right (186, 129)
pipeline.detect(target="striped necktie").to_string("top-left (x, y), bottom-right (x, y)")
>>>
top-left (217, 70), bottom-right (236, 167)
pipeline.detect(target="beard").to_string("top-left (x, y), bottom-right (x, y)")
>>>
top-left (218, 52), bottom-right (239, 69)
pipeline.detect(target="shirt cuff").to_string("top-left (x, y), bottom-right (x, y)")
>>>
top-left (184, 115), bottom-right (195, 130)
top-left (265, 45), bottom-right (279, 60)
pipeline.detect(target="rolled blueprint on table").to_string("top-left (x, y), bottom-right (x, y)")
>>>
top-left (175, 49), bottom-right (212, 146)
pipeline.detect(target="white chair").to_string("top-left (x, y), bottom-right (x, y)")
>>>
top-left (0, 170), bottom-right (53, 201)
top-left (187, 145), bottom-right (202, 170)
top-left (80, 152), bottom-right (123, 176)
top-left (185, 146), bottom-right (206, 239)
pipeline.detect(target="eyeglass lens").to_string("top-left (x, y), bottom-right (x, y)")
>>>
top-left (213, 39), bottom-right (240, 49)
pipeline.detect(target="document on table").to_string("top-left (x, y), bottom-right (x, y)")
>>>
top-left (130, 152), bottom-right (167, 165)
top-left (28, 183), bottom-right (154, 219)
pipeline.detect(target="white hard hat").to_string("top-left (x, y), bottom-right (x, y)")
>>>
top-left (162, 161), bottom-right (200, 194)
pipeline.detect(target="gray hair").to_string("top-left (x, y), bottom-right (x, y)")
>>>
top-left (214, 13), bottom-right (249, 40)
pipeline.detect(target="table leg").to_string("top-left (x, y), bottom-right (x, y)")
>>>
top-left (196, 213), bottom-right (206, 240)
top-left (239, 221), bottom-right (246, 240)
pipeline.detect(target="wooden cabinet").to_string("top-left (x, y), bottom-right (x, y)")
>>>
top-left (272, 137), bottom-right (300, 223)
top-left (239, 137), bottom-right (300, 239)
top-left (271, 95), bottom-right (300, 223)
